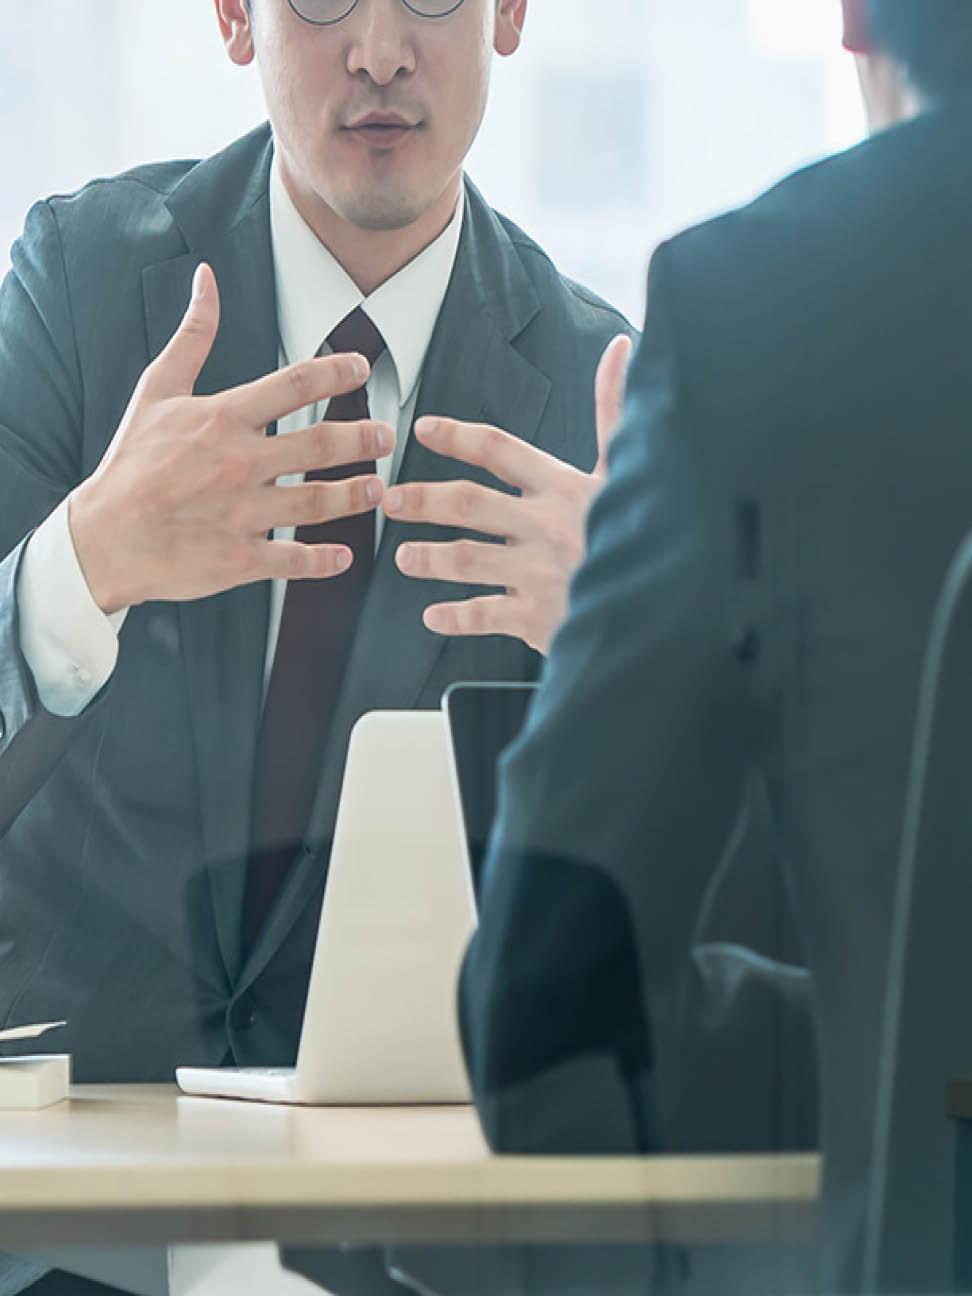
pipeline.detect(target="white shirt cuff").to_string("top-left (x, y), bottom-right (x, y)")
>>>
top-left (17, 497), bottom-right (128, 717)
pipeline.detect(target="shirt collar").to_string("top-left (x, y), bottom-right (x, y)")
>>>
top-left (270, 156), bottom-right (464, 409)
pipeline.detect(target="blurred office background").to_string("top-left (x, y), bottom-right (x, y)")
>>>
top-left (0, 0), bottom-right (865, 325)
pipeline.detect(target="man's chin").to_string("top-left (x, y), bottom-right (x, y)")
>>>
top-left (335, 191), bottom-right (430, 233)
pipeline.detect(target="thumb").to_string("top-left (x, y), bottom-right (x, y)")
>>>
top-left (594, 334), bottom-right (633, 477)
top-left (144, 263), bottom-right (220, 399)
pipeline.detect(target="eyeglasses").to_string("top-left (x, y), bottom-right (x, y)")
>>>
top-left (287, 0), bottom-right (467, 25)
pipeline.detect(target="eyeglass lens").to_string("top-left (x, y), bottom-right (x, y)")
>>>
top-left (289, 0), bottom-right (466, 26)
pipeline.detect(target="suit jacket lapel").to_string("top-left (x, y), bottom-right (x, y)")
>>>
top-left (142, 127), bottom-right (278, 987)
top-left (240, 182), bottom-right (553, 986)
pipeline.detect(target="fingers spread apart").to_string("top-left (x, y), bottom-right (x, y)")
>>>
top-left (258, 419), bottom-right (394, 485)
top-left (396, 538), bottom-right (511, 588)
top-left (414, 418), bottom-right (562, 494)
top-left (423, 594), bottom-right (522, 641)
top-left (384, 479), bottom-right (529, 541)
top-left (247, 475), bottom-right (383, 533)
top-left (229, 353), bottom-right (371, 429)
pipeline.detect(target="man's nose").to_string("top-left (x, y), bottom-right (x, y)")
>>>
top-left (345, 0), bottom-right (417, 86)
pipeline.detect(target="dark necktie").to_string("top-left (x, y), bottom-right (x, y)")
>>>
top-left (243, 308), bottom-right (387, 952)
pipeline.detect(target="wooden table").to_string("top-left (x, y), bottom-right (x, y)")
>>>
top-left (0, 1085), bottom-right (819, 1251)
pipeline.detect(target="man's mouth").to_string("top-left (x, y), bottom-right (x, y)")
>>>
top-left (342, 113), bottom-right (421, 148)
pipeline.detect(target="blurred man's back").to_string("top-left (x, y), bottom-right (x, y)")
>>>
top-left (673, 98), bottom-right (972, 1279)
top-left (459, 6), bottom-right (972, 1288)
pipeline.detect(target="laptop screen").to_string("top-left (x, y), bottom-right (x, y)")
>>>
top-left (443, 683), bottom-right (538, 900)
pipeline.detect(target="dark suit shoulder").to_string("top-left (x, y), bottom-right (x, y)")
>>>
top-left (19, 176), bottom-right (180, 343)
top-left (46, 157), bottom-right (198, 211)
top-left (34, 167), bottom-right (193, 298)
top-left (38, 124), bottom-right (273, 270)
top-left (661, 97), bottom-right (972, 316)
top-left (41, 158), bottom-right (197, 254)
top-left (494, 208), bottom-right (635, 340)
top-left (644, 96), bottom-right (972, 469)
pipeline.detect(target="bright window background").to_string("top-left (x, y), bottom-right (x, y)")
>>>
top-left (0, 0), bottom-right (864, 326)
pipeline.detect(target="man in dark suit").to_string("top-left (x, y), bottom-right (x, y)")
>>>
top-left (0, 2), bottom-right (633, 1293)
top-left (460, 0), bottom-right (972, 1289)
top-left (0, 0), bottom-right (632, 1082)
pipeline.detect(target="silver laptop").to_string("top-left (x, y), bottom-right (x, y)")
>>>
top-left (176, 710), bottom-right (476, 1105)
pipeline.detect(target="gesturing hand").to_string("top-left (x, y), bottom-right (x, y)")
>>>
top-left (69, 264), bottom-right (395, 615)
top-left (385, 333), bottom-right (633, 655)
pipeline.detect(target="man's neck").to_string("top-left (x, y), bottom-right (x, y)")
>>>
top-left (277, 158), bottom-right (462, 296)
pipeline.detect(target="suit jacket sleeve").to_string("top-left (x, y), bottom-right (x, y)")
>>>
top-left (0, 200), bottom-right (111, 836)
top-left (459, 242), bottom-right (762, 1155)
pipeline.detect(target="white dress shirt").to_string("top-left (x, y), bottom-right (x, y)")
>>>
top-left (17, 158), bottom-right (464, 718)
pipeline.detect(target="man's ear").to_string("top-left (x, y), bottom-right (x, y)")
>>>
top-left (214, 0), bottom-right (256, 67)
top-left (841, 0), bottom-right (874, 55)
top-left (495, 0), bottom-right (527, 59)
